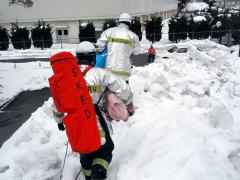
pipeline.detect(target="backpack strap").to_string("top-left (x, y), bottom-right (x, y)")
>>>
top-left (95, 87), bottom-right (110, 138)
top-left (82, 66), bottom-right (93, 75)
top-left (94, 104), bottom-right (111, 138)
top-left (81, 65), bottom-right (111, 138)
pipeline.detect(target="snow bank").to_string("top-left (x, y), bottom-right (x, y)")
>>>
top-left (0, 99), bottom-right (80, 180)
top-left (1, 39), bottom-right (240, 180)
top-left (0, 62), bottom-right (52, 106)
top-left (0, 44), bottom-right (76, 60)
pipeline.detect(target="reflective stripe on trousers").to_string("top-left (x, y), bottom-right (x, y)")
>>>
top-left (81, 158), bottom-right (110, 177)
top-left (82, 168), bottom-right (91, 177)
top-left (109, 69), bottom-right (131, 77)
top-left (92, 158), bottom-right (109, 170)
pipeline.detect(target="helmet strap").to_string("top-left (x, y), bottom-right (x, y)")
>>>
top-left (119, 21), bottom-right (130, 26)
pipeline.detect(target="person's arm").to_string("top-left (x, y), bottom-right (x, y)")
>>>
top-left (154, 48), bottom-right (156, 55)
top-left (51, 103), bottom-right (65, 131)
top-left (100, 69), bottom-right (133, 104)
top-left (147, 48), bottom-right (151, 55)
top-left (132, 34), bottom-right (141, 55)
top-left (96, 29), bottom-right (110, 53)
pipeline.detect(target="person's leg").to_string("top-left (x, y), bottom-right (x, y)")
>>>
top-left (91, 136), bottom-right (114, 180)
top-left (80, 153), bottom-right (94, 180)
top-left (148, 54), bottom-right (151, 63)
top-left (152, 54), bottom-right (155, 63)
top-left (148, 55), bottom-right (151, 63)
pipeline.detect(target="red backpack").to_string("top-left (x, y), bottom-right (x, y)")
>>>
top-left (48, 52), bottom-right (100, 154)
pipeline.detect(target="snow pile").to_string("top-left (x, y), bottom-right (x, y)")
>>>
top-left (0, 44), bottom-right (76, 60)
top-left (0, 39), bottom-right (240, 180)
top-left (186, 2), bottom-right (209, 11)
top-left (0, 99), bottom-right (79, 179)
top-left (109, 40), bottom-right (240, 179)
top-left (0, 62), bottom-right (52, 106)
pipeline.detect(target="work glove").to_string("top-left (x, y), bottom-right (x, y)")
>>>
top-left (127, 101), bottom-right (135, 117)
top-left (58, 123), bottom-right (65, 131)
top-left (128, 110), bottom-right (134, 117)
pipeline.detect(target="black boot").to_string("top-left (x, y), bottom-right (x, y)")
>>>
top-left (91, 165), bottom-right (107, 180)
top-left (85, 176), bottom-right (92, 180)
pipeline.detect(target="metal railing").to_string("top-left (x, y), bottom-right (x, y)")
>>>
top-left (0, 29), bottom-right (239, 50)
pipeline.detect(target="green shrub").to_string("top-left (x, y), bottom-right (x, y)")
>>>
top-left (146, 17), bottom-right (163, 43)
top-left (0, 27), bottom-right (9, 51)
top-left (79, 21), bottom-right (96, 43)
top-left (102, 19), bottom-right (117, 31)
top-left (168, 15), bottom-right (188, 43)
top-left (31, 20), bottom-right (53, 49)
top-left (130, 17), bottom-right (142, 41)
top-left (11, 24), bottom-right (31, 49)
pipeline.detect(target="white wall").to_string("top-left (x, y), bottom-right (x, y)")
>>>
top-left (0, 0), bottom-right (178, 44)
top-left (0, 0), bottom-right (177, 23)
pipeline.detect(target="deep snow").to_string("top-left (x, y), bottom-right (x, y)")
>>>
top-left (1, 20), bottom-right (240, 180)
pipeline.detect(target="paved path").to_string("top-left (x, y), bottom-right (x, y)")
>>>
top-left (0, 53), bottom-right (148, 66)
top-left (131, 53), bottom-right (148, 67)
top-left (0, 88), bottom-right (50, 147)
top-left (0, 54), bottom-right (148, 147)
top-left (0, 58), bottom-right (49, 63)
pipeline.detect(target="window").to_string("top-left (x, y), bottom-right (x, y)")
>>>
top-left (64, 30), bottom-right (68, 35)
top-left (58, 30), bottom-right (62, 35)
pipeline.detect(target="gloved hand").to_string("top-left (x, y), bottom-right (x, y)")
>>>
top-left (127, 101), bottom-right (135, 117)
top-left (96, 46), bottom-right (105, 54)
top-left (128, 110), bottom-right (134, 117)
top-left (58, 123), bottom-right (65, 131)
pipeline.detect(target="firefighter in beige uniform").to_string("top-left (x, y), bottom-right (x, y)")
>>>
top-left (52, 41), bottom-right (133, 180)
top-left (96, 13), bottom-right (141, 82)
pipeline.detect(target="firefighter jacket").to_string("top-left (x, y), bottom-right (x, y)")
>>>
top-left (52, 65), bottom-right (133, 145)
top-left (96, 23), bottom-right (141, 81)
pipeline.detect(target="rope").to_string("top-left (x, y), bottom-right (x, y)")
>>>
top-left (74, 167), bottom-right (82, 180)
top-left (60, 141), bottom-right (69, 180)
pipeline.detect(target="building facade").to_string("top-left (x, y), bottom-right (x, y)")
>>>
top-left (0, 0), bottom-right (178, 43)
top-left (215, 0), bottom-right (240, 8)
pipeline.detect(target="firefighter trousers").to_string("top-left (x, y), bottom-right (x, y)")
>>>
top-left (80, 104), bottom-right (114, 180)
top-left (80, 135), bottom-right (114, 180)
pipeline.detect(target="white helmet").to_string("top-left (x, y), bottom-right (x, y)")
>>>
top-left (76, 41), bottom-right (96, 65)
top-left (76, 41), bottom-right (96, 54)
top-left (119, 13), bottom-right (131, 23)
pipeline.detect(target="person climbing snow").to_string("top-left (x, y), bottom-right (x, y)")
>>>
top-left (96, 13), bottom-right (141, 82)
top-left (51, 41), bottom-right (133, 180)
top-left (147, 44), bottom-right (156, 63)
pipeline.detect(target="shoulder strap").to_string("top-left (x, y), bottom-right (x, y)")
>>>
top-left (94, 104), bottom-right (111, 138)
top-left (97, 87), bottom-right (108, 105)
top-left (82, 66), bottom-right (93, 75)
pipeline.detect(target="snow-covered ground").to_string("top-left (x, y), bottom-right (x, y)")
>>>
top-left (0, 43), bottom-right (77, 60)
top-left (1, 20), bottom-right (240, 180)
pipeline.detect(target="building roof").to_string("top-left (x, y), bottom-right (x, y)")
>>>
top-left (0, 0), bottom-right (177, 23)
